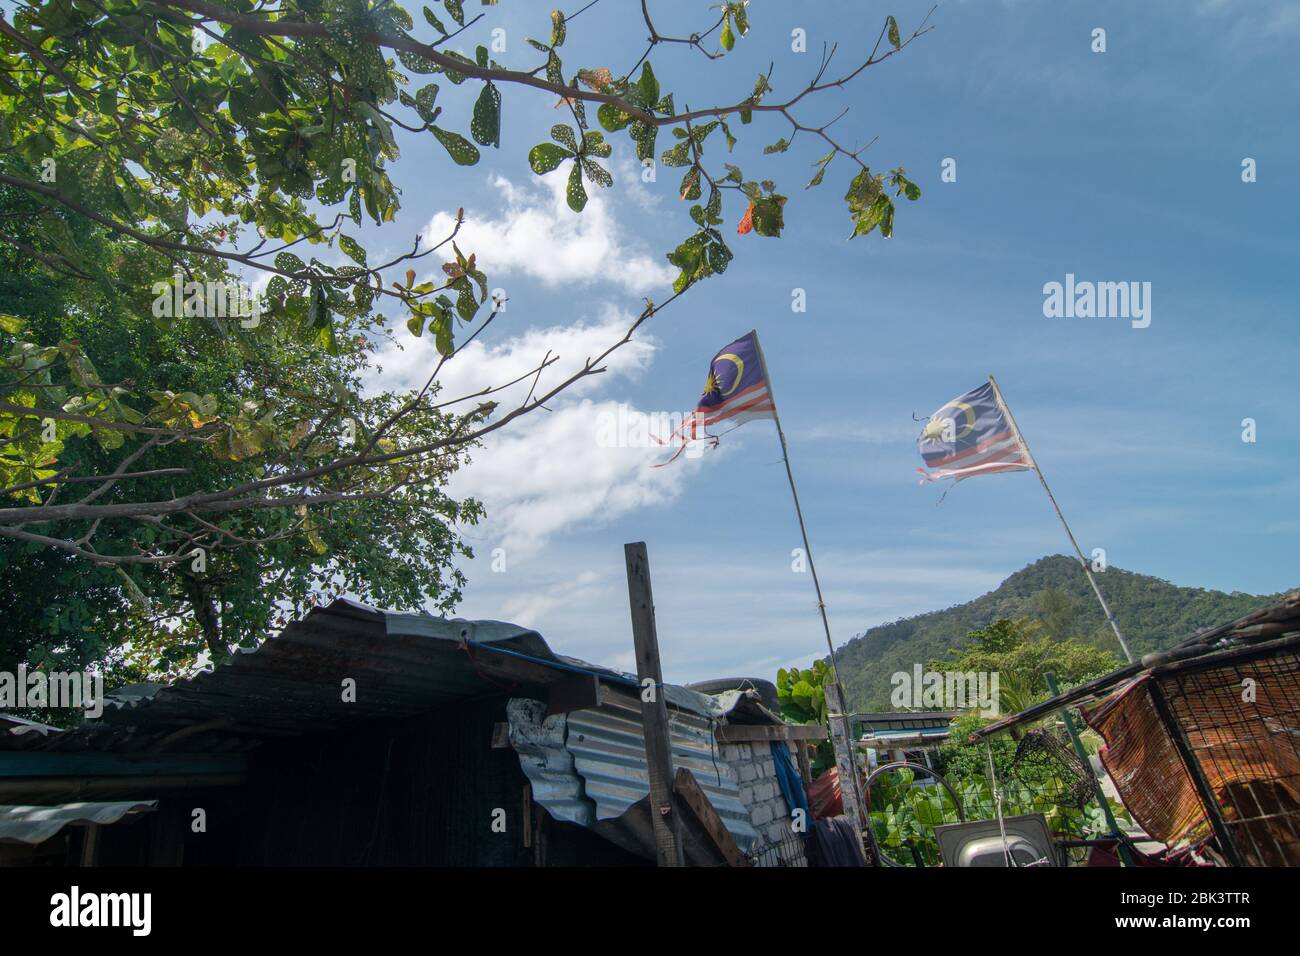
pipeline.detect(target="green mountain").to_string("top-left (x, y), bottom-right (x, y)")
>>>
top-left (837, 555), bottom-right (1288, 711)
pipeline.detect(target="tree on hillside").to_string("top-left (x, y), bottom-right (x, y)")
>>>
top-left (0, 2), bottom-right (931, 675)
top-left (1037, 586), bottom-right (1081, 641)
top-left (929, 617), bottom-right (1120, 717)
top-left (928, 619), bottom-right (1130, 843)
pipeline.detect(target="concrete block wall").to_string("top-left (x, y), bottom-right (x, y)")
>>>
top-left (721, 740), bottom-right (807, 867)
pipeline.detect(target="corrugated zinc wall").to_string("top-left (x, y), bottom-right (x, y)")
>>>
top-left (510, 690), bottom-right (759, 854)
top-left (567, 692), bottom-right (758, 851)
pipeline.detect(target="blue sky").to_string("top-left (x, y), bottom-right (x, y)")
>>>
top-left (347, 0), bottom-right (1299, 682)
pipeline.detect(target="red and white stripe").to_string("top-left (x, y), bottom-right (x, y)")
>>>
top-left (694, 381), bottom-right (776, 429)
top-left (918, 428), bottom-right (1034, 482)
top-left (652, 381), bottom-right (776, 467)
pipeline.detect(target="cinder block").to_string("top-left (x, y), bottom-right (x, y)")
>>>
top-left (753, 781), bottom-right (775, 802)
top-left (751, 804), bottom-right (774, 827)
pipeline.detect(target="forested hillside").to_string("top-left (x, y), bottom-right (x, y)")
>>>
top-left (837, 555), bottom-right (1285, 710)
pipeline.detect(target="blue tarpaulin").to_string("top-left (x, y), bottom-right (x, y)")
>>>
top-left (770, 740), bottom-right (809, 816)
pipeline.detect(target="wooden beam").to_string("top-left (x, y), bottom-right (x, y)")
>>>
top-left (79, 823), bottom-right (100, 867)
top-left (545, 672), bottom-right (601, 717)
top-left (0, 751), bottom-right (246, 778)
top-left (0, 774), bottom-right (244, 801)
top-left (795, 740), bottom-right (813, 791)
top-left (715, 723), bottom-right (828, 743)
top-left (533, 801), bottom-right (548, 867)
top-left (673, 767), bottom-right (750, 867)
top-left (461, 644), bottom-right (566, 687)
top-left (522, 784), bottom-right (533, 849)
top-left (624, 541), bottom-right (684, 867)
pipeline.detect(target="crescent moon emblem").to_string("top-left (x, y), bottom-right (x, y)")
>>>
top-left (714, 353), bottom-right (745, 396)
top-left (945, 401), bottom-right (977, 439)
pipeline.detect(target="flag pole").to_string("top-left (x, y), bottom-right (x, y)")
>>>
top-left (987, 374), bottom-right (1134, 664)
top-left (751, 330), bottom-right (870, 843)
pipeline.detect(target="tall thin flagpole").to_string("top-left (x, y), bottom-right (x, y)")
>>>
top-left (987, 375), bottom-right (1134, 664)
top-left (751, 330), bottom-right (870, 841)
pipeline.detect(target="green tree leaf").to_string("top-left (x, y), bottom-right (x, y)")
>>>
top-left (528, 142), bottom-right (572, 174)
top-left (597, 103), bottom-right (635, 132)
top-left (566, 162), bottom-right (588, 212)
top-left (637, 62), bottom-right (660, 106)
top-left (551, 124), bottom-right (578, 152)
top-left (470, 82), bottom-right (502, 147)
top-left (422, 6), bottom-right (448, 35)
top-left (431, 126), bottom-right (481, 165)
top-left (338, 234), bottom-right (366, 266)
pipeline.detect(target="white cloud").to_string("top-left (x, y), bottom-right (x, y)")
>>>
top-left (423, 172), bottom-right (674, 295)
top-left (362, 158), bottom-right (703, 562)
top-left (368, 304), bottom-right (655, 400)
top-left (366, 310), bottom-right (705, 557)
top-left (494, 568), bottom-right (608, 627)
top-left (449, 392), bottom-right (699, 555)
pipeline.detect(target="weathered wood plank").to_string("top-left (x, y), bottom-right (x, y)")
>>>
top-left (544, 672), bottom-right (601, 717)
top-left (625, 541), bottom-right (684, 867)
top-left (673, 767), bottom-right (750, 868)
top-left (715, 723), bottom-right (827, 743)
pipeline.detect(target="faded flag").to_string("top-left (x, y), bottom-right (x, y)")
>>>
top-left (916, 382), bottom-right (1033, 482)
top-left (656, 331), bottom-right (775, 465)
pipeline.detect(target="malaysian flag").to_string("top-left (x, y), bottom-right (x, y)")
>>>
top-left (655, 331), bottom-right (775, 465)
top-left (694, 331), bottom-right (776, 428)
top-left (916, 381), bottom-right (1034, 482)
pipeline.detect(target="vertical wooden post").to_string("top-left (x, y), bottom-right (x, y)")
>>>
top-left (79, 823), bottom-right (101, 867)
top-left (795, 740), bottom-right (813, 791)
top-left (624, 541), bottom-right (685, 867)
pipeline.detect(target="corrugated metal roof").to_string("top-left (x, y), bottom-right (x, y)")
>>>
top-left (0, 714), bottom-right (62, 737)
top-left (0, 800), bottom-right (156, 844)
top-left (863, 726), bottom-right (952, 740)
top-left (2, 600), bottom-right (779, 857)
top-left (1, 599), bottom-right (726, 756)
